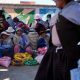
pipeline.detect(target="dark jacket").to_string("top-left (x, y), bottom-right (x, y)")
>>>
top-left (56, 15), bottom-right (80, 69)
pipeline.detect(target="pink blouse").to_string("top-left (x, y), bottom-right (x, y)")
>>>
top-left (52, 25), bottom-right (61, 47)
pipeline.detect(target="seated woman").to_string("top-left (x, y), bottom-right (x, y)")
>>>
top-left (35, 23), bottom-right (50, 46)
top-left (35, 23), bottom-right (49, 55)
top-left (37, 31), bottom-right (48, 55)
top-left (0, 31), bottom-right (14, 58)
top-left (13, 28), bottom-right (32, 53)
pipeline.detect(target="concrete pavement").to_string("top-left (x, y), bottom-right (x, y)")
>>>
top-left (0, 65), bottom-right (39, 80)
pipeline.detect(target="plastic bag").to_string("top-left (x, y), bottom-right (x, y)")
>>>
top-left (70, 68), bottom-right (80, 80)
top-left (0, 56), bottom-right (11, 67)
top-left (11, 59), bottom-right (23, 66)
top-left (35, 55), bottom-right (44, 64)
top-left (13, 52), bottom-right (33, 64)
top-left (24, 59), bottom-right (38, 66)
top-left (38, 47), bottom-right (48, 55)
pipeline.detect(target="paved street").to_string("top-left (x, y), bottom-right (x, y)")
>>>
top-left (0, 65), bottom-right (39, 80)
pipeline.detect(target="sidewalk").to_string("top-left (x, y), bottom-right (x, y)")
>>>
top-left (0, 65), bottom-right (39, 80)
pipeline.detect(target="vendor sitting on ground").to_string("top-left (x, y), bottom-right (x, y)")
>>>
top-left (35, 23), bottom-right (49, 55)
top-left (13, 28), bottom-right (32, 53)
top-left (0, 31), bottom-right (14, 58)
top-left (35, 23), bottom-right (50, 46)
top-left (37, 31), bottom-right (48, 55)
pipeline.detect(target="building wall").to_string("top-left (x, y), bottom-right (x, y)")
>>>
top-left (0, 4), bottom-right (58, 24)
top-left (0, 0), bottom-right (55, 5)
top-left (0, 0), bottom-right (20, 4)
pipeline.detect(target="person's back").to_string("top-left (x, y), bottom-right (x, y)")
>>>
top-left (28, 31), bottom-right (39, 50)
top-left (6, 16), bottom-right (15, 28)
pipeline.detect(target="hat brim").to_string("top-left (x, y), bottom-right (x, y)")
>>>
top-left (1, 33), bottom-right (10, 36)
top-left (6, 27), bottom-right (15, 33)
top-left (6, 29), bottom-right (15, 33)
